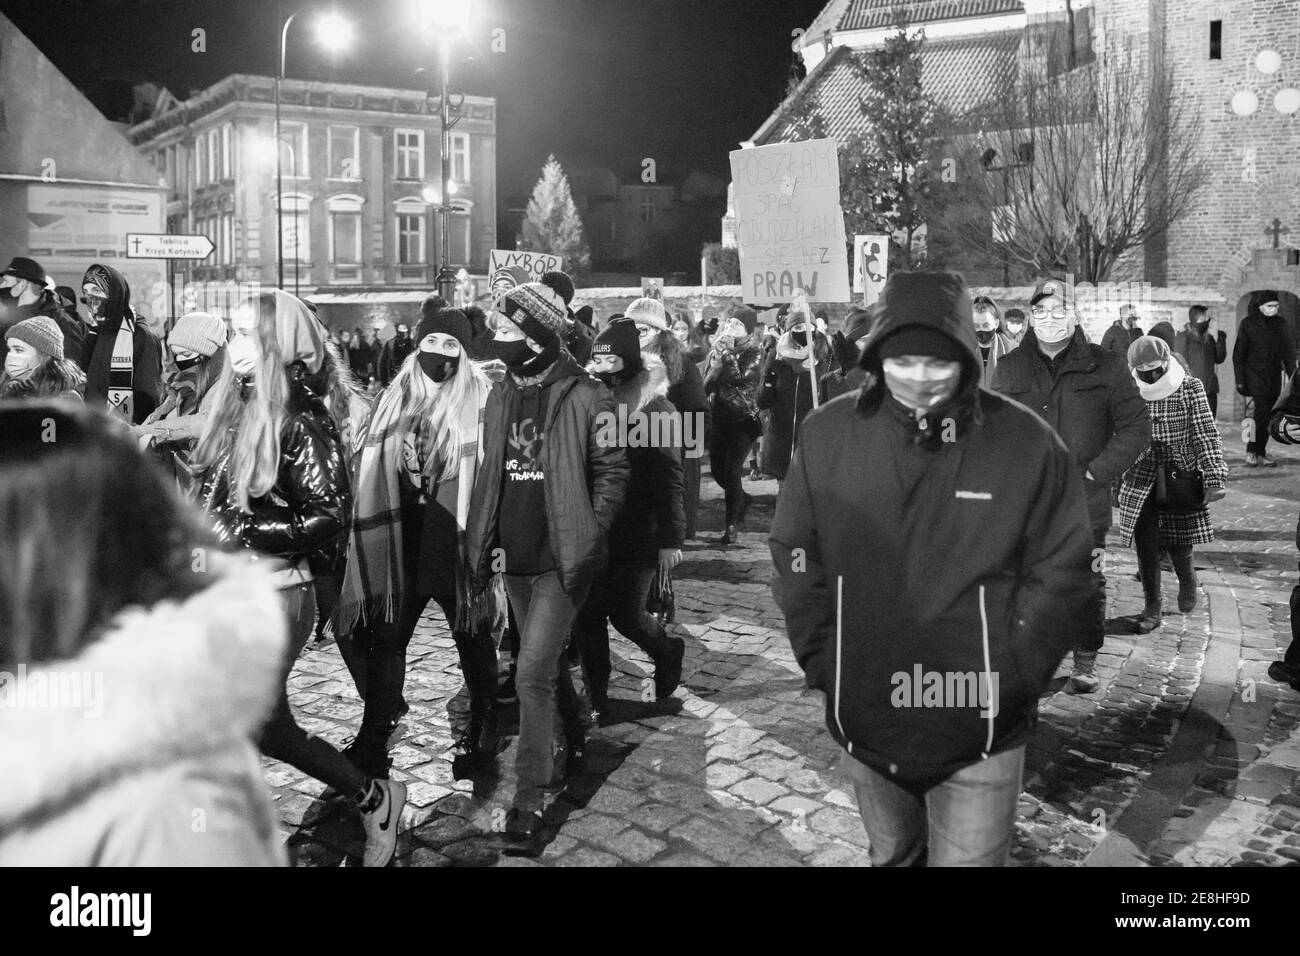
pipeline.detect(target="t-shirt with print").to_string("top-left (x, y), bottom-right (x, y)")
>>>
top-left (499, 383), bottom-right (554, 575)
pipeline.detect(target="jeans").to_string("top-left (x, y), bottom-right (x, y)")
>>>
top-left (504, 571), bottom-right (588, 811)
top-left (709, 419), bottom-right (754, 526)
top-left (351, 591), bottom-right (499, 743)
top-left (259, 584), bottom-right (369, 797)
top-left (1078, 525), bottom-right (1108, 653)
top-left (841, 745), bottom-right (1026, 866)
top-left (1248, 392), bottom-right (1279, 455)
top-left (574, 562), bottom-right (669, 700)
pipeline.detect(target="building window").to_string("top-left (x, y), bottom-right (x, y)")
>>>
top-left (395, 129), bottom-right (424, 180)
top-left (278, 194), bottom-right (311, 263)
top-left (195, 141), bottom-right (205, 187)
top-left (640, 196), bottom-right (656, 223)
top-left (606, 217), bottom-right (616, 241)
top-left (329, 126), bottom-right (360, 179)
top-left (207, 130), bottom-right (218, 185)
top-left (220, 213), bottom-right (233, 264)
top-left (280, 123), bottom-right (308, 177)
top-left (397, 212), bottom-right (426, 264)
top-left (328, 194), bottom-right (364, 264)
top-left (450, 132), bottom-right (470, 184)
top-left (1210, 20), bottom-right (1222, 59)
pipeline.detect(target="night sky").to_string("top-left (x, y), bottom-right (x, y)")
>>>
top-left (2, 0), bottom-right (827, 206)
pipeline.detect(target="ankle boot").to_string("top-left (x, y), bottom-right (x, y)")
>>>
top-left (1069, 650), bottom-right (1100, 694)
top-left (1136, 549), bottom-right (1163, 632)
top-left (1171, 548), bottom-right (1197, 612)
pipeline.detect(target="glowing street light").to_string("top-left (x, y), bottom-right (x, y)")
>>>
top-left (416, 0), bottom-right (473, 37)
top-left (315, 13), bottom-right (353, 52)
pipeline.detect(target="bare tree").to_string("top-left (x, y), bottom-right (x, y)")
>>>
top-left (951, 30), bottom-right (1210, 283)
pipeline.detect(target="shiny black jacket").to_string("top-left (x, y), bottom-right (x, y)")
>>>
top-left (198, 369), bottom-right (351, 573)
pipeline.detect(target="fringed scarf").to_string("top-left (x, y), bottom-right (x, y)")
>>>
top-left (332, 372), bottom-right (491, 639)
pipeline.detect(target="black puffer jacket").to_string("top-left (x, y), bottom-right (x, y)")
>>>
top-left (198, 369), bottom-right (351, 574)
top-left (770, 272), bottom-right (1094, 784)
top-left (466, 352), bottom-right (629, 597)
top-left (1234, 309), bottom-right (1295, 396)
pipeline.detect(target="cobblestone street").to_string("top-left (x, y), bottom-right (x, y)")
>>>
top-left (269, 428), bottom-right (1300, 867)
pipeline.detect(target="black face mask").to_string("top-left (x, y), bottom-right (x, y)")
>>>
top-left (791, 330), bottom-right (808, 348)
top-left (494, 333), bottom-right (559, 377)
top-left (0, 287), bottom-right (14, 303)
top-left (594, 371), bottom-right (626, 389)
top-left (174, 356), bottom-right (202, 372)
top-left (492, 339), bottom-right (533, 369)
top-left (418, 351), bottom-right (458, 383)
top-left (975, 330), bottom-right (996, 345)
top-left (1191, 321), bottom-right (1209, 333)
top-left (1136, 366), bottom-right (1166, 385)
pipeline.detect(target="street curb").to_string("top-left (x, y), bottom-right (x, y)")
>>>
top-left (1084, 576), bottom-right (1243, 866)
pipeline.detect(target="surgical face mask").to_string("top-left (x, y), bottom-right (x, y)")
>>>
top-left (1135, 364), bottom-right (1167, 385)
top-left (881, 356), bottom-right (962, 412)
top-left (1034, 313), bottom-right (1073, 344)
top-left (228, 334), bottom-right (257, 376)
top-left (418, 351), bottom-right (458, 383)
top-left (1006, 321), bottom-right (1024, 335)
top-left (4, 348), bottom-right (40, 379)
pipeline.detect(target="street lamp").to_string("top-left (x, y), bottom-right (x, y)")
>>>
top-left (981, 143), bottom-right (1034, 286)
top-left (1231, 48), bottom-right (1300, 117)
top-left (276, 9), bottom-right (352, 291)
top-left (416, 0), bottom-right (474, 300)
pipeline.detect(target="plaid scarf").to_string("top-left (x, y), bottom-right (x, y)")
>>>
top-left (332, 375), bottom-right (490, 638)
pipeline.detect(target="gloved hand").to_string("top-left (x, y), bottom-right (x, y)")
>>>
top-left (699, 315), bottom-right (719, 337)
top-left (1207, 487), bottom-right (1227, 503)
top-left (1237, 383), bottom-right (1248, 396)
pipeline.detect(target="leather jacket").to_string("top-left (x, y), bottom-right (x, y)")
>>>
top-left (198, 365), bottom-right (352, 574)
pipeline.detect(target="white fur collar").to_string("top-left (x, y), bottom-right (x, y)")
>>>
top-left (611, 354), bottom-right (670, 413)
top-left (0, 554), bottom-right (286, 828)
top-left (1135, 358), bottom-right (1185, 401)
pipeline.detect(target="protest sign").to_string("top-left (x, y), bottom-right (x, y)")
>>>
top-left (853, 235), bottom-right (889, 305)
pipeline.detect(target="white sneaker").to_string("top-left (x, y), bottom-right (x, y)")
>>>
top-left (360, 779), bottom-right (406, 867)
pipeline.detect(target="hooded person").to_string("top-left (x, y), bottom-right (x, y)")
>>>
top-left (78, 263), bottom-right (163, 424)
top-left (0, 403), bottom-right (287, 866)
top-left (0, 256), bottom-right (85, 367)
top-left (135, 311), bottom-right (228, 475)
top-left (621, 296), bottom-right (710, 540)
top-left (574, 320), bottom-right (687, 715)
top-left (1234, 289), bottom-right (1296, 466)
top-left (972, 295), bottom-right (1012, 387)
top-left (541, 269), bottom-right (594, 364)
top-left (0, 316), bottom-right (85, 403)
top-left (757, 305), bottom-right (831, 482)
top-left (1116, 336), bottom-right (1227, 632)
top-left (464, 281), bottom-right (629, 847)
top-left (703, 306), bottom-right (764, 544)
top-left (192, 289), bottom-right (407, 868)
top-left (989, 277), bottom-right (1149, 692)
top-left (377, 321), bottom-right (416, 385)
top-left (333, 301), bottom-right (503, 778)
top-left (770, 271), bottom-right (1095, 867)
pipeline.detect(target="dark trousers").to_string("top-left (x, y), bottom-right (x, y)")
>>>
top-left (259, 584), bottom-right (369, 796)
top-left (1207, 392), bottom-right (1218, 419)
top-left (710, 420), bottom-right (754, 526)
top-left (574, 561), bottom-right (670, 699)
top-left (352, 590), bottom-right (498, 740)
top-left (1078, 526), bottom-right (1108, 653)
top-left (1248, 392), bottom-right (1279, 455)
top-left (1134, 495), bottom-right (1192, 605)
top-left (1289, 514), bottom-right (1300, 669)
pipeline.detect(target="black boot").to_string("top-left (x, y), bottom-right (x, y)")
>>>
top-left (1135, 548), bottom-right (1163, 632)
top-left (1171, 547), bottom-right (1197, 613)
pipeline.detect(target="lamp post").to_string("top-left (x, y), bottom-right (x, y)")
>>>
top-left (276, 9), bottom-right (351, 291)
top-left (416, 0), bottom-right (473, 301)
top-left (980, 144), bottom-right (1034, 287)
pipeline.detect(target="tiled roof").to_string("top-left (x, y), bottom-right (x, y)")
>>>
top-left (758, 31), bottom-right (1021, 145)
top-left (838, 0), bottom-right (1024, 31)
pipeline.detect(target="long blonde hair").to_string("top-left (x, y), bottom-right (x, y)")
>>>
top-left (371, 344), bottom-right (490, 482)
top-left (193, 293), bottom-right (292, 511)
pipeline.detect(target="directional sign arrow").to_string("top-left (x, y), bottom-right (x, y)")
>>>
top-left (125, 233), bottom-right (215, 260)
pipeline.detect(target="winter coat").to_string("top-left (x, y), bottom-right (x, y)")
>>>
top-left (660, 345), bottom-right (708, 540)
top-left (1233, 311), bottom-right (1295, 396)
top-left (1101, 320), bottom-right (1141, 360)
top-left (79, 264), bottom-right (163, 424)
top-left (0, 292), bottom-right (85, 368)
top-left (377, 335), bottom-right (415, 384)
top-left (757, 337), bottom-right (830, 480)
top-left (603, 357), bottom-right (686, 564)
top-left (1147, 321), bottom-right (1177, 351)
top-left (139, 353), bottom-right (225, 445)
top-left (1174, 327), bottom-right (1227, 395)
top-left (0, 359), bottom-right (85, 403)
top-left (0, 555), bottom-right (287, 866)
top-left (977, 332), bottom-right (1013, 387)
top-left (771, 275), bottom-right (1094, 783)
top-left (703, 337), bottom-right (763, 431)
top-left (990, 328), bottom-right (1150, 531)
top-left (198, 370), bottom-right (352, 577)
top-left (1117, 371), bottom-right (1226, 548)
top-left (467, 352), bottom-right (629, 597)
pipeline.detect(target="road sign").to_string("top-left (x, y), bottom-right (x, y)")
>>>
top-left (125, 233), bottom-right (214, 260)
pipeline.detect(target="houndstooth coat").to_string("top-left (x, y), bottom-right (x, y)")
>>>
top-left (1117, 374), bottom-right (1227, 547)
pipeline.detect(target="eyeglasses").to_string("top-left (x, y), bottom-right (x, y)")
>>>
top-left (1031, 307), bottom-right (1067, 319)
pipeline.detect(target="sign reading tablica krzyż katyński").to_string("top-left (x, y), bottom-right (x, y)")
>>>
top-left (729, 138), bottom-right (850, 305)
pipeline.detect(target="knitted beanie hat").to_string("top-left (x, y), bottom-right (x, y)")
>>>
top-left (168, 311), bottom-right (227, 357)
top-left (730, 307), bottom-right (758, 336)
top-left (876, 325), bottom-right (966, 364)
top-left (416, 304), bottom-right (473, 351)
top-left (4, 315), bottom-right (64, 359)
top-left (540, 270), bottom-right (576, 306)
top-left (625, 296), bottom-right (670, 332)
top-left (1127, 334), bottom-right (1170, 370)
top-left (503, 282), bottom-right (567, 346)
top-left (592, 319), bottom-right (643, 378)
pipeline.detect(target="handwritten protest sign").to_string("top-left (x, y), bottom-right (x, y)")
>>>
top-left (853, 235), bottom-right (889, 305)
top-left (488, 249), bottom-right (562, 299)
top-left (729, 138), bottom-right (850, 304)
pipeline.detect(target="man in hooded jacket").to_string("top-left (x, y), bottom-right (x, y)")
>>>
top-left (78, 263), bottom-right (162, 424)
top-left (770, 271), bottom-right (1094, 867)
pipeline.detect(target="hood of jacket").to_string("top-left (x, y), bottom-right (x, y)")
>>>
top-left (82, 263), bottom-right (132, 333)
top-left (608, 354), bottom-right (669, 413)
top-left (0, 554), bottom-right (286, 830)
top-left (855, 272), bottom-right (983, 434)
